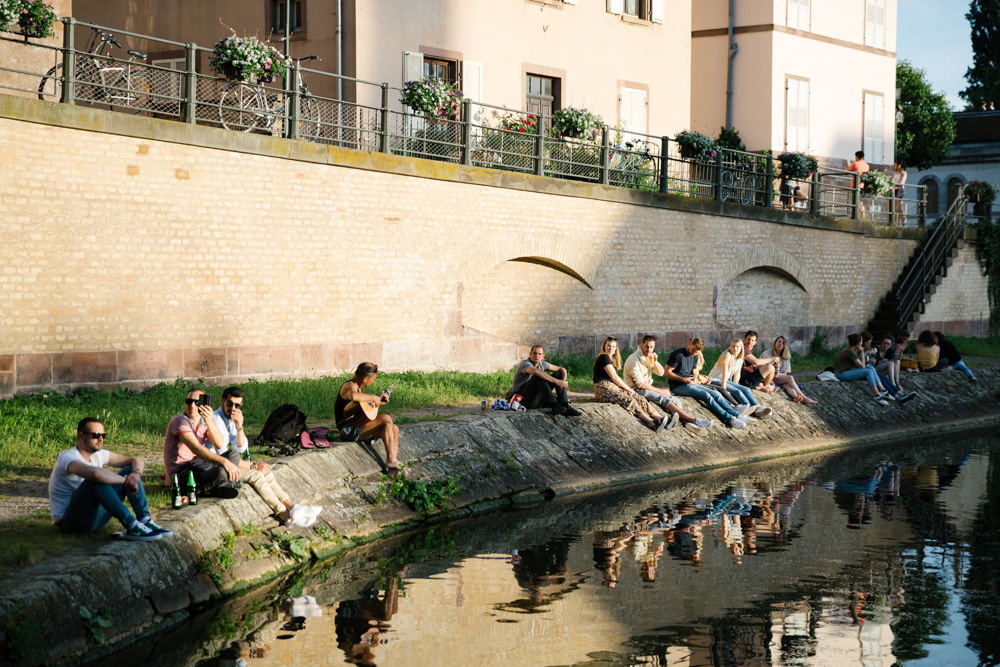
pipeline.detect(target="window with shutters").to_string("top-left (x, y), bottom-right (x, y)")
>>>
top-left (863, 92), bottom-right (884, 164)
top-left (526, 74), bottom-right (558, 118)
top-left (865, 0), bottom-right (885, 48)
top-left (785, 77), bottom-right (809, 152)
top-left (619, 86), bottom-right (647, 137)
top-left (787, 0), bottom-right (810, 31)
top-left (607, 0), bottom-right (664, 23)
top-left (269, 1), bottom-right (304, 35)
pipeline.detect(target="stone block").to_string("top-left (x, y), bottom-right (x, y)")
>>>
top-left (16, 352), bottom-right (52, 388)
top-left (239, 345), bottom-right (300, 375)
top-left (300, 343), bottom-right (338, 373)
top-left (0, 354), bottom-right (13, 373)
top-left (118, 348), bottom-right (184, 381)
top-left (0, 371), bottom-right (13, 398)
top-left (184, 347), bottom-right (227, 378)
top-left (52, 351), bottom-right (117, 385)
top-left (555, 335), bottom-right (593, 356)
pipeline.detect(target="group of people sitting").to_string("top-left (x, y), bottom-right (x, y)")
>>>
top-left (512, 331), bottom-right (817, 432)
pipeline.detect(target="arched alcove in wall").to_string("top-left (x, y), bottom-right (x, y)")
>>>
top-left (716, 266), bottom-right (811, 338)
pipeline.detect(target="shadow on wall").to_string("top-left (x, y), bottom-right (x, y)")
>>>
top-left (715, 266), bottom-right (815, 356)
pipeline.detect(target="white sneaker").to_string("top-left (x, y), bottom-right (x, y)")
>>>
top-left (695, 418), bottom-right (713, 428)
top-left (754, 405), bottom-right (772, 418)
top-left (874, 396), bottom-right (890, 407)
top-left (729, 417), bottom-right (746, 429)
top-left (741, 415), bottom-right (758, 423)
top-left (882, 392), bottom-right (896, 401)
top-left (735, 404), bottom-right (755, 417)
top-left (684, 421), bottom-right (707, 435)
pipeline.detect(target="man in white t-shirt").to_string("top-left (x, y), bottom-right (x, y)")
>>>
top-left (623, 335), bottom-right (712, 434)
top-left (48, 417), bottom-right (171, 541)
top-left (211, 385), bottom-right (249, 459)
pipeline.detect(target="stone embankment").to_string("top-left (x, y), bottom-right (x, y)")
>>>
top-left (1, 369), bottom-right (997, 665)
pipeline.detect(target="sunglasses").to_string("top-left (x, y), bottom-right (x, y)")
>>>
top-left (184, 398), bottom-right (200, 405)
top-left (85, 432), bottom-right (107, 439)
top-left (226, 400), bottom-right (243, 408)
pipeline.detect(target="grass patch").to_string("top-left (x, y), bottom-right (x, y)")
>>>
top-left (0, 512), bottom-right (118, 579)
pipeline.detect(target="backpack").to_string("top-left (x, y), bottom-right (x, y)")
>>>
top-left (257, 404), bottom-right (307, 445)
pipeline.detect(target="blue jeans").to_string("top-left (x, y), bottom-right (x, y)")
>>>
top-left (709, 380), bottom-right (757, 406)
top-left (836, 367), bottom-right (880, 388)
top-left (875, 370), bottom-right (899, 395)
top-left (674, 383), bottom-right (741, 421)
top-left (59, 465), bottom-right (149, 532)
top-left (951, 360), bottom-right (974, 378)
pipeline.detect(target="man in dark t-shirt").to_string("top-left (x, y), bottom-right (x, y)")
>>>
top-left (663, 338), bottom-right (747, 428)
top-left (336, 362), bottom-right (401, 470)
top-left (508, 346), bottom-right (581, 416)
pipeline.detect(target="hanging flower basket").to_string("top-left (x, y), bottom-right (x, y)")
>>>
top-left (860, 170), bottom-right (893, 197)
top-left (210, 30), bottom-right (287, 84)
top-left (0, 0), bottom-right (20, 32)
top-left (14, 0), bottom-right (57, 39)
top-left (400, 77), bottom-right (463, 119)
top-left (965, 179), bottom-right (997, 205)
top-left (550, 107), bottom-right (603, 142)
top-left (674, 130), bottom-right (718, 162)
top-left (776, 151), bottom-right (818, 180)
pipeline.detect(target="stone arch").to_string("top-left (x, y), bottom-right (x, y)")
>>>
top-left (462, 234), bottom-right (599, 289)
top-left (717, 247), bottom-right (813, 295)
top-left (508, 256), bottom-right (593, 289)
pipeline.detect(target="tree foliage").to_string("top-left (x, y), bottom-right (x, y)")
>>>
top-left (895, 60), bottom-right (956, 170)
top-left (960, 0), bottom-right (1000, 111)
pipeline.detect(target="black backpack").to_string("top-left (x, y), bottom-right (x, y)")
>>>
top-left (257, 404), bottom-right (307, 444)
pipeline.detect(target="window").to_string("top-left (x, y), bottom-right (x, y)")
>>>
top-left (423, 58), bottom-right (454, 82)
top-left (863, 92), bottom-right (884, 164)
top-left (785, 77), bottom-right (809, 152)
top-left (623, 0), bottom-right (646, 18)
top-left (865, 0), bottom-right (885, 48)
top-left (947, 177), bottom-right (964, 210)
top-left (526, 74), bottom-right (557, 117)
top-left (921, 178), bottom-right (939, 216)
top-left (271, 0), bottom-right (303, 34)
top-left (787, 0), bottom-right (810, 31)
top-left (607, 0), bottom-right (664, 23)
top-left (619, 86), bottom-right (647, 136)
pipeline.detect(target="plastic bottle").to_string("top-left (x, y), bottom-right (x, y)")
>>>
top-left (187, 470), bottom-right (198, 506)
top-left (481, 396), bottom-right (488, 412)
top-left (510, 394), bottom-right (523, 411)
top-left (172, 474), bottom-right (183, 510)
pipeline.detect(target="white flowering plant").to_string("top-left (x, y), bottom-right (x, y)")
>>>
top-left (0, 0), bottom-right (20, 31)
top-left (861, 170), bottom-right (894, 197)
top-left (400, 77), bottom-right (463, 118)
top-left (550, 107), bottom-right (603, 142)
top-left (776, 151), bottom-right (818, 179)
top-left (674, 130), bottom-right (718, 162)
top-left (210, 31), bottom-right (287, 83)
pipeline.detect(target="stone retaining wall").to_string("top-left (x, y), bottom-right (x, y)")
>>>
top-left (0, 368), bottom-right (997, 665)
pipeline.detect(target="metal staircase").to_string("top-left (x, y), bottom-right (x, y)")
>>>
top-left (867, 190), bottom-right (969, 334)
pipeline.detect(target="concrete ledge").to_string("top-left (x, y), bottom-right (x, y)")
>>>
top-left (0, 93), bottom-right (924, 241)
top-left (0, 367), bottom-right (996, 665)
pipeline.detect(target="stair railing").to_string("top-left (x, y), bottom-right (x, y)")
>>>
top-left (893, 187), bottom-right (969, 331)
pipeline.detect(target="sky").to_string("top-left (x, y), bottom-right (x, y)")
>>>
top-left (896, 0), bottom-right (975, 110)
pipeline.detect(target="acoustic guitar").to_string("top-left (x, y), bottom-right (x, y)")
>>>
top-left (352, 384), bottom-right (398, 421)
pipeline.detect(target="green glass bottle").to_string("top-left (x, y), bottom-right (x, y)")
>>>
top-left (187, 470), bottom-right (198, 505)
top-left (172, 474), bottom-right (183, 510)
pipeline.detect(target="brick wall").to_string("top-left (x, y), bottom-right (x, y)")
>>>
top-left (913, 240), bottom-right (990, 337)
top-left (0, 95), bottom-right (981, 396)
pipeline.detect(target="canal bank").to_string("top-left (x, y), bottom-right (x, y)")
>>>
top-left (1, 368), bottom-right (997, 665)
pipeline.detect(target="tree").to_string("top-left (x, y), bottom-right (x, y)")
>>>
top-left (960, 0), bottom-right (1000, 111)
top-left (895, 60), bottom-right (956, 171)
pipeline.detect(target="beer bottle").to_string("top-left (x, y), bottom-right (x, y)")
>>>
top-left (172, 474), bottom-right (183, 510)
top-left (187, 470), bottom-right (198, 506)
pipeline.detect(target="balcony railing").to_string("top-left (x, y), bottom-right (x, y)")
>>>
top-left (0, 17), bottom-right (928, 225)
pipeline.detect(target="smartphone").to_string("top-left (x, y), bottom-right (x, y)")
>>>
top-left (197, 394), bottom-right (212, 408)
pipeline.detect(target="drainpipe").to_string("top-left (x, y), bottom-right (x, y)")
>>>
top-left (725, 0), bottom-right (737, 130)
top-left (336, 0), bottom-right (343, 101)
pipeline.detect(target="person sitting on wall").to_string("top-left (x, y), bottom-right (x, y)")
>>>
top-left (834, 333), bottom-right (915, 406)
top-left (336, 362), bottom-right (403, 470)
top-left (49, 417), bottom-right (171, 541)
top-left (704, 338), bottom-right (769, 419)
top-left (933, 331), bottom-right (977, 383)
top-left (860, 331), bottom-right (915, 402)
top-left (211, 385), bottom-right (250, 460)
top-left (874, 334), bottom-right (904, 396)
top-left (623, 335), bottom-right (712, 434)
top-left (742, 330), bottom-right (810, 405)
top-left (165, 388), bottom-right (319, 524)
top-left (508, 345), bottom-right (581, 416)
top-left (593, 336), bottom-right (671, 432)
top-left (769, 335), bottom-right (818, 404)
top-left (663, 337), bottom-right (749, 429)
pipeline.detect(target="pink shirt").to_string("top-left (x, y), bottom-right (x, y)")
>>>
top-left (163, 413), bottom-right (207, 478)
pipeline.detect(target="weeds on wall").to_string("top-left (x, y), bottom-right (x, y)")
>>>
top-left (373, 465), bottom-right (462, 513)
top-left (974, 219), bottom-right (1000, 336)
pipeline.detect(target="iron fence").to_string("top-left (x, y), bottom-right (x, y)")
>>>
top-left (1, 16), bottom-right (931, 225)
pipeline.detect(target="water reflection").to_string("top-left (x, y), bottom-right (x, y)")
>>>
top-left (111, 431), bottom-right (1000, 667)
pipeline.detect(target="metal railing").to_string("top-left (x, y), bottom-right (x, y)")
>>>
top-left (1, 16), bottom-right (928, 224)
top-left (892, 186), bottom-right (969, 331)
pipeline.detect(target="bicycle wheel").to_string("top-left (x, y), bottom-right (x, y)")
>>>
top-left (38, 64), bottom-right (61, 100)
top-left (720, 169), bottom-right (735, 202)
top-left (219, 82), bottom-right (269, 132)
top-left (298, 94), bottom-right (320, 141)
top-left (111, 66), bottom-right (151, 114)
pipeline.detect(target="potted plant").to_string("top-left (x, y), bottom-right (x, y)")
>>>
top-left (0, 0), bottom-right (20, 32)
top-left (674, 130), bottom-right (718, 161)
top-left (776, 151), bottom-right (818, 180)
top-left (400, 77), bottom-right (463, 119)
top-left (210, 30), bottom-right (287, 84)
top-left (966, 179), bottom-right (997, 218)
top-left (861, 170), bottom-right (893, 197)
top-left (550, 107), bottom-right (603, 142)
top-left (15, 0), bottom-right (57, 39)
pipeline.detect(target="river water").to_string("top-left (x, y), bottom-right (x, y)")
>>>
top-left (114, 429), bottom-right (1000, 667)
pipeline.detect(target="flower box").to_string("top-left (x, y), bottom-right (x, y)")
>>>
top-left (210, 31), bottom-right (287, 84)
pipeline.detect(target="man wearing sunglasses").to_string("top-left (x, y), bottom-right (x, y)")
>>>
top-left (49, 417), bottom-right (171, 541)
top-left (211, 386), bottom-right (250, 459)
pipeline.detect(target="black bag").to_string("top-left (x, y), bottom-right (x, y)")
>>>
top-left (257, 404), bottom-right (307, 444)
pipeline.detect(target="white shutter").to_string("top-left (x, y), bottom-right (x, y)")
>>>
top-left (619, 87), bottom-right (647, 137)
top-left (788, 0), bottom-right (809, 30)
top-left (607, 0), bottom-right (623, 15)
top-left (786, 78), bottom-right (809, 152)
top-left (650, 0), bottom-right (665, 23)
top-left (402, 51), bottom-right (423, 86)
top-left (463, 61), bottom-right (483, 133)
top-left (563, 0), bottom-right (578, 4)
top-left (620, 88), bottom-right (634, 132)
top-left (864, 93), bottom-right (884, 164)
top-left (865, 0), bottom-right (885, 48)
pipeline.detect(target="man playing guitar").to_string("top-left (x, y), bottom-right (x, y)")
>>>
top-left (335, 362), bottom-right (402, 471)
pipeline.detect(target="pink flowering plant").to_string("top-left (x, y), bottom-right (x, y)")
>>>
top-left (675, 130), bottom-right (718, 162)
top-left (776, 151), bottom-right (818, 179)
top-left (965, 179), bottom-right (997, 204)
top-left (494, 109), bottom-right (538, 134)
top-left (210, 30), bottom-right (287, 83)
top-left (13, 0), bottom-right (57, 39)
top-left (551, 107), bottom-right (603, 142)
top-left (400, 77), bottom-right (463, 118)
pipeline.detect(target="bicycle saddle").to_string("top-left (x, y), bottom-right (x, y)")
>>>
top-left (128, 49), bottom-right (148, 60)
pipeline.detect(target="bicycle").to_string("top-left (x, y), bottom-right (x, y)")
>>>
top-left (609, 140), bottom-right (656, 190)
top-left (720, 155), bottom-right (768, 206)
top-left (218, 55), bottom-right (321, 141)
top-left (38, 26), bottom-right (151, 114)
